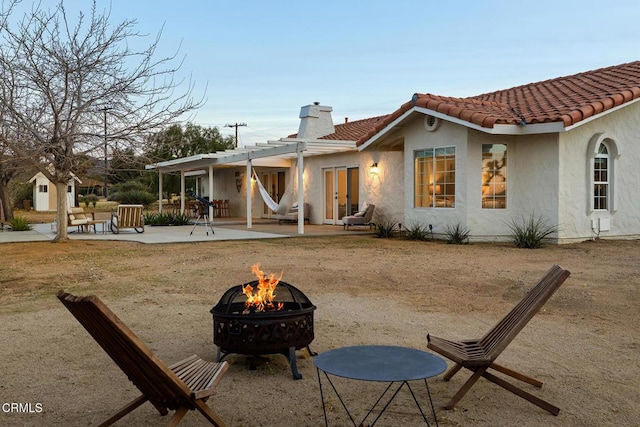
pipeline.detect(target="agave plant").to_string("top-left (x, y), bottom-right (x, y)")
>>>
top-left (444, 223), bottom-right (470, 244)
top-left (508, 213), bottom-right (558, 248)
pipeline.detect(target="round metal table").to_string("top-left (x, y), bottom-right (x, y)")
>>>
top-left (314, 345), bottom-right (447, 426)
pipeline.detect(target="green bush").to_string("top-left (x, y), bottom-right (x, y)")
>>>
top-left (12, 182), bottom-right (32, 208)
top-left (111, 190), bottom-right (156, 207)
top-left (404, 222), bottom-right (431, 241)
top-left (85, 194), bottom-right (99, 207)
top-left (508, 213), bottom-right (558, 248)
top-left (110, 181), bottom-right (148, 194)
top-left (444, 223), bottom-right (470, 244)
top-left (171, 213), bottom-right (191, 225)
top-left (144, 212), bottom-right (192, 226)
top-left (9, 216), bottom-right (31, 231)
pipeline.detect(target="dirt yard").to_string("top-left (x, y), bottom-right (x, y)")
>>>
top-left (0, 235), bottom-right (638, 426)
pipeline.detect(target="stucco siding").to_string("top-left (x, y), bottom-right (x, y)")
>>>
top-left (301, 151), bottom-right (403, 224)
top-left (403, 117), bottom-right (468, 233)
top-left (559, 101), bottom-right (640, 241)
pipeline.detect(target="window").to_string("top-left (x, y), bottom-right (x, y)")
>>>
top-left (67, 185), bottom-right (73, 193)
top-left (38, 184), bottom-right (48, 193)
top-left (414, 147), bottom-right (456, 208)
top-left (593, 143), bottom-right (609, 210)
top-left (481, 144), bottom-right (507, 209)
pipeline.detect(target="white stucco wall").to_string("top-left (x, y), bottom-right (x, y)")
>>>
top-left (403, 117), bottom-right (469, 234)
top-left (400, 115), bottom-right (562, 241)
top-left (301, 150), bottom-right (404, 225)
top-left (558, 101), bottom-right (640, 242)
top-left (467, 131), bottom-right (561, 241)
top-left (200, 149), bottom-right (404, 225)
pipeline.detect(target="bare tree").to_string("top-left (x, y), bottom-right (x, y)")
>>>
top-left (0, 0), bottom-right (203, 241)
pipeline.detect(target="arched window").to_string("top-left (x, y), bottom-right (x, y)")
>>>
top-left (593, 143), bottom-right (609, 210)
top-left (588, 133), bottom-right (618, 213)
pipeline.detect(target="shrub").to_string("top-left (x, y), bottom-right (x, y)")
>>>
top-left (144, 212), bottom-right (192, 226)
top-left (12, 182), bottom-right (32, 208)
top-left (404, 222), bottom-right (431, 241)
top-left (444, 223), bottom-right (470, 244)
top-left (171, 213), bottom-right (191, 225)
top-left (374, 214), bottom-right (399, 238)
top-left (110, 181), bottom-right (148, 194)
top-left (111, 190), bottom-right (156, 207)
top-left (85, 194), bottom-right (99, 207)
top-left (508, 213), bottom-right (558, 248)
top-left (9, 216), bottom-right (31, 231)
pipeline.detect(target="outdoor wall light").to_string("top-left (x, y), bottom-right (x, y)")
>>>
top-left (370, 162), bottom-right (379, 174)
top-left (235, 178), bottom-right (242, 193)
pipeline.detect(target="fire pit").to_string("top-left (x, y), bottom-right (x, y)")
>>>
top-left (210, 266), bottom-right (316, 379)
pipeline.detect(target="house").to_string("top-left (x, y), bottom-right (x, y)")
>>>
top-left (28, 172), bottom-right (81, 212)
top-left (147, 61), bottom-right (640, 243)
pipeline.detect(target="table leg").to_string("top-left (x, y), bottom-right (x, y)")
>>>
top-left (316, 369), bottom-right (358, 426)
top-left (315, 373), bottom-right (439, 427)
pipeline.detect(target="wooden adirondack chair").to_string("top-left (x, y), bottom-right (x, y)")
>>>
top-left (427, 265), bottom-right (570, 416)
top-left (57, 291), bottom-right (229, 426)
top-left (111, 204), bottom-right (145, 234)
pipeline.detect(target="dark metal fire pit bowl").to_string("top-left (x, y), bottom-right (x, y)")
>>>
top-left (210, 280), bottom-right (316, 379)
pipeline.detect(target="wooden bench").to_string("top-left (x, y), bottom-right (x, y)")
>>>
top-left (57, 291), bottom-right (229, 426)
top-left (427, 265), bottom-right (570, 415)
top-left (110, 204), bottom-right (144, 234)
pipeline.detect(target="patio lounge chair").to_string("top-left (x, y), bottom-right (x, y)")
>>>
top-left (67, 207), bottom-right (95, 233)
top-left (342, 204), bottom-right (375, 230)
top-left (111, 204), bottom-right (145, 234)
top-left (427, 265), bottom-right (570, 415)
top-left (276, 202), bottom-right (310, 224)
top-left (57, 291), bottom-right (229, 426)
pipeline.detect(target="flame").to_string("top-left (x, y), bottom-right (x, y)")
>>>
top-left (242, 264), bottom-right (284, 313)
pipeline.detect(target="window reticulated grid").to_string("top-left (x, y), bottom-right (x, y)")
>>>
top-left (482, 144), bottom-right (507, 209)
top-left (594, 143), bottom-right (609, 210)
top-left (414, 147), bottom-right (456, 208)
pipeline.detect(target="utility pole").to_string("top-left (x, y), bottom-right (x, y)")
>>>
top-left (224, 122), bottom-right (247, 147)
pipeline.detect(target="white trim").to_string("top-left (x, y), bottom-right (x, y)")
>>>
top-left (145, 139), bottom-right (356, 173)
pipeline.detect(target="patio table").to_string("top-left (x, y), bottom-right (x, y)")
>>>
top-left (314, 345), bottom-right (447, 426)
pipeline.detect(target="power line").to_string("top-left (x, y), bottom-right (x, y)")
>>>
top-left (224, 122), bottom-right (247, 147)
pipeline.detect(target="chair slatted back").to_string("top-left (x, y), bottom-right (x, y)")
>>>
top-left (117, 205), bottom-right (144, 228)
top-left (57, 292), bottom-right (192, 411)
top-left (479, 265), bottom-right (570, 359)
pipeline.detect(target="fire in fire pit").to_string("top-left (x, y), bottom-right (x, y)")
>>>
top-left (210, 265), bottom-right (316, 379)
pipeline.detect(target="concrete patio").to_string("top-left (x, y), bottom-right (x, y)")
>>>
top-left (0, 217), bottom-right (373, 244)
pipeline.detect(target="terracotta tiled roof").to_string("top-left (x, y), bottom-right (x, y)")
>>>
top-left (288, 115), bottom-right (390, 141)
top-left (355, 60), bottom-right (640, 146)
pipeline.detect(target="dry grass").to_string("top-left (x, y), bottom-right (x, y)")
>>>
top-left (0, 236), bottom-right (639, 426)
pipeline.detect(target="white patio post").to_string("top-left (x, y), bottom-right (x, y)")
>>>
top-left (208, 165), bottom-right (214, 219)
top-left (180, 170), bottom-right (185, 215)
top-left (246, 159), bottom-right (252, 229)
top-left (297, 146), bottom-right (304, 235)
top-left (158, 171), bottom-right (163, 213)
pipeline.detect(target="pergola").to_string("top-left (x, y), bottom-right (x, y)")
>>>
top-left (145, 138), bottom-right (356, 234)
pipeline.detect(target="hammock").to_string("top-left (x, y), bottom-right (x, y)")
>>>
top-left (252, 168), bottom-right (295, 215)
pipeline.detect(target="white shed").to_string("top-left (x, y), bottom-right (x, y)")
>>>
top-left (28, 172), bottom-right (81, 212)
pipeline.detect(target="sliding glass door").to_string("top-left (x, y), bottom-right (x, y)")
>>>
top-left (323, 166), bottom-right (359, 224)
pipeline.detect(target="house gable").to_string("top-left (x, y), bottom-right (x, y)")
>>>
top-left (355, 60), bottom-right (640, 149)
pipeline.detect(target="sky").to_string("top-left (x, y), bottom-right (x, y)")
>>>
top-left (25, 1), bottom-right (640, 146)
